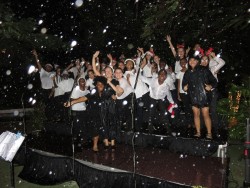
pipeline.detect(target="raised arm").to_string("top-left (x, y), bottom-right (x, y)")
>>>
top-left (107, 79), bottom-right (124, 97)
top-left (32, 49), bottom-right (42, 71)
top-left (166, 35), bottom-right (177, 57)
top-left (64, 96), bottom-right (88, 107)
top-left (107, 53), bottom-right (113, 67)
top-left (210, 52), bottom-right (225, 73)
top-left (92, 51), bottom-right (101, 76)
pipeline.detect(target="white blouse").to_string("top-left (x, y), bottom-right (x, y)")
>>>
top-left (140, 76), bottom-right (174, 103)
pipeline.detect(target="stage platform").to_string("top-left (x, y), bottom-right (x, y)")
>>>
top-left (13, 131), bottom-right (228, 188)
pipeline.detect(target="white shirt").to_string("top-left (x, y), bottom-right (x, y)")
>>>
top-left (71, 86), bottom-right (89, 111)
top-left (69, 66), bottom-right (85, 79)
top-left (86, 78), bottom-right (95, 91)
top-left (152, 72), bottom-right (176, 90)
top-left (117, 77), bottom-right (134, 100)
top-left (176, 71), bottom-right (187, 94)
top-left (53, 76), bottom-right (64, 97)
top-left (142, 61), bottom-right (153, 78)
top-left (124, 70), bottom-right (149, 99)
top-left (175, 60), bottom-right (188, 74)
top-left (39, 68), bottom-right (55, 89)
top-left (165, 72), bottom-right (176, 90)
top-left (209, 57), bottom-right (225, 81)
top-left (140, 76), bottom-right (174, 103)
top-left (57, 78), bottom-right (74, 93)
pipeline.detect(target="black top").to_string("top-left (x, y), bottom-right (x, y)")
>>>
top-left (182, 66), bottom-right (217, 107)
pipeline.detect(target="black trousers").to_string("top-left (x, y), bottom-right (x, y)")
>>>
top-left (148, 98), bottom-right (170, 132)
top-left (116, 93), bottom-right (133, 132)
top-left (179, 93), bottom-right (193, 126)
top-left (208, 89), bottom-right (219, 132)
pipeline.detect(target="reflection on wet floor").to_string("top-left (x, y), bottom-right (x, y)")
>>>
top-left (25, 132), bottom-right (227, 188)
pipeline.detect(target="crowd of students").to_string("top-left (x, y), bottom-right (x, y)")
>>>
top-left (32, 35), bottom-right (225, 152)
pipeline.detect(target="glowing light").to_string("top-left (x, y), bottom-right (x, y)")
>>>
top-left (75, 0), bottom-right (83, 7)
top-left (29, 97), bottom-right (33, 102)
top-left (41, 28), bottom-right (47, 34)
top-left (38, 20), bottom-right (43, 25)
top-left (70, 40), bottom-right (77, 47)
top-left (28, 65), bottom-right (36, 74)
top-left (103, 29), bottom-right (107, 33)
top-left (108, 41), bottom-right (112, 45)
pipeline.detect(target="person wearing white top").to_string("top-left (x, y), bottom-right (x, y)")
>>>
top-left (53, 71), bottom-right (74, 121)
top-left (32, 49), bottom-right (55, 120)
top-left (141, 51), bottom-right (154, 77)
top-left (70, 77), bottom-right (90, 145)
top-left (140, 69), bottom-right (174, 133)
top-left (86, 70), bottom-right (95, 91)
top-left (114, 68), bottom-right (134, 131)
top-left (124, 59), bottom-right (150, 131)
top-left (165, 35), bottom-right (190, 74)
top-left (66, 59), bottom-right (85, 79)
top-left (176, 58), bottom-right (193, 127)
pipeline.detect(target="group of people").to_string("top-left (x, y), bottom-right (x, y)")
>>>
top-left (32, 35), bottom-right (225, 152)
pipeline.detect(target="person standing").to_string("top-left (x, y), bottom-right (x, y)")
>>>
top-left (32, 49), bottom-right (55, 120)
top-left (182, 56), bottom-right (217, 139)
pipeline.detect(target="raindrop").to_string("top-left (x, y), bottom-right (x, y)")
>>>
top-left (29, 97), bottom-right (33, 102)
top-left (103, 29), bottom-right (107, 33)
top-left (14, 111), bottom-right (19, 116)
top-left (6, 70), bottom-right (11, 75)
top-left (122, 100), bottom-right (128, 105)
top-left (27, 84), bottom-right (33, 90)
top-left (127, 43), bottom-right (134, 49)
top-left (108, 41), bottom-right (112, 45)
top-left (138, 102), bottom-right (144, 107)
top-left (32, 99), bottom-right (36, 105)
top-left (49, 171), bottom-right (52, 175)
top-left (41, 28), bottom-right (47, 34)
top-left (71, 40), bottom-right (77, 47)
top-left (28, 65), bottom-right (36, 74)
top-left (38, 20), bottom-right (43, 25)
top-left (75, 0), bottom-right (83, 7)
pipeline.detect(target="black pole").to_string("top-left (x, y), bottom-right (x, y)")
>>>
top-left (244, 118), bottom-right (250, 187)
top-left (10, 161), bottom-right (15, 188)
top-left (130, 52), bottom-right (145, 188)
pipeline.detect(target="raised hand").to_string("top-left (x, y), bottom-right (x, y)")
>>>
top-left (93, 51), bottom-right (100, 58)
top-left (166, 35), bottom-right (171, 42)
top-left (107, 53), bottom-right (112, 60)
top-left (137, 47), bottom-right (144, 55)
top-left (32, 49), bottom-right (38, 57)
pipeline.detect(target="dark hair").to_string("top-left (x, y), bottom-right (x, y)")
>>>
top-left (158, 69), bottom-right (167, 75)
top-left (88, 69), bottom-right (94, 74)
top-left (93, 76), bottom-right (107, 86)
top-left (114, 67), bottom-right (123, 73)
top-left (180, 58), bottom-right (187, 64)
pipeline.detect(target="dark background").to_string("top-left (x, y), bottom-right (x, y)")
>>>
top-left (0, 0), bottom-right (249, 109)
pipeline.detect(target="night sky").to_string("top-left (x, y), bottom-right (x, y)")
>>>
top-left (1, 0), bottom-right (249, 109)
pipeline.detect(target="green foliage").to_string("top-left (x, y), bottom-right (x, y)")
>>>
top-left (217, 81), bottom-right (250, 140)
top-left (0, 3), bottom-right (66, 66)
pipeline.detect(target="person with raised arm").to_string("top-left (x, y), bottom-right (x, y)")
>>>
top-left (32, 49), bottom-right (55, 120)
top-left (91, 51), bottom-right (124, 151)
top-left (166, 35), bottom-right (190, 74)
